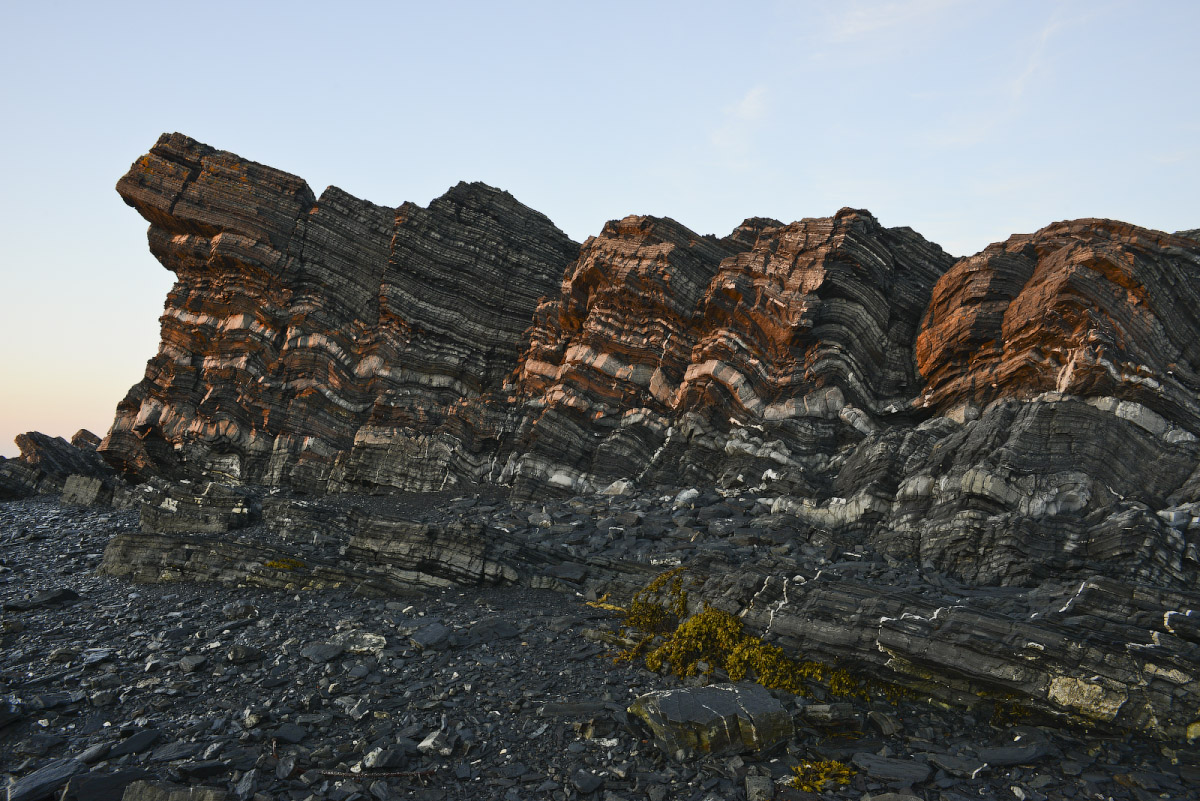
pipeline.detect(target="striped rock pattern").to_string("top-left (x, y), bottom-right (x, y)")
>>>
top-left (99, 135), bottom-right (1200, 592)
top-left (101, 133), bottom-right (577, 491)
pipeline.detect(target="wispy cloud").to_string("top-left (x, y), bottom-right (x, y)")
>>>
top-left (710, 86), bottom-right (769, 170)
top-left (927, 13), bottom-right (1066, 148)
top-left (1151, 150), bottom-right (1194, 166)
top-left (826, 0), bottom-right (963, 41)
top-left (929, 3), bottom-right (1119, 148)
top-left (1007, 16), bottom-right (1064, 103)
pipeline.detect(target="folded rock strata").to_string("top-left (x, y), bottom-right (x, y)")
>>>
top-left (97, 486), bottom-right (1200, 741)
top-left (73, 133), bottom-right (1200, 740)
top-left (506, 208), bottom-right (954, 499)
top-left (102, 133), bottom-right (578, 492)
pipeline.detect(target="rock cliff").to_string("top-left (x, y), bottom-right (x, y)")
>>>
top-left (102, 133), bottom-right (577, 491)
top-left (99, 134), bottom-right (1200, 588)
top-left (80, 134), bottom-right (1200, 740)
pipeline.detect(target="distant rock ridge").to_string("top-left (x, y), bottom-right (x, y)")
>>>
top-left (95, 133), bottom-right (1200, 591)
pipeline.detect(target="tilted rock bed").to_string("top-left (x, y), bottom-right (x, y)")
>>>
top-left (3, 495), bottom-right (1200, 800)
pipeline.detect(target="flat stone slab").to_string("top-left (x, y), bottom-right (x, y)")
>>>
top-left (851, 752), bottom-right (932, 785)
top-left (927, 752), bottom-right (987, 778)
top-left (7, 758), bottom-right (86, 801)
top-left (628, 682), bottom-right (792, 759)
top-left (976, 741), bottom-right (1051, 766)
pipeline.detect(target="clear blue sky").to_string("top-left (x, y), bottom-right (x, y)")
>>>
top-left (1, 0), bottom-right (1197, 457)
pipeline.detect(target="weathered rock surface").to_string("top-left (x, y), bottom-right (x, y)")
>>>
top-left (627, 683), bottom-right (792, 759)
top-left (96, 136), bottom-right (1200, 599)
top-left (505, 208), bottom-right (954, 499)
top-left (101, 133), bottom-right (577, 492)
top-left (79, 482), bottom-right (1200, 743)
top-left (14, 134), bottom-right (1200, 755)
top-left (0, 431), bottom-right (112, 500)
top-left (5, 497), bottom-right (1200, 801)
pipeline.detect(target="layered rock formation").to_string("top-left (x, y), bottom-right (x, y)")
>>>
top-left (78, 134), bottom-right (1200, 739)
top-left (102, 133), bottom-right (577, 491)
top-left (0, 430), bottom-right (111, 499)
top-left (505, 209), bottom-right (953, 498)
top-left (98, 135), bottom-right (1200, 589)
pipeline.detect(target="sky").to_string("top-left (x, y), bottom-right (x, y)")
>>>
top-left (1, 0), bottom-right (1197, 457)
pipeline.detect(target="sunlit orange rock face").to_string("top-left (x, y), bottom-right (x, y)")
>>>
top-left (917, 220), bottom-right (1200, 428)
top-left (684, 209), bottom-right (950, 417)
top-left (499, 209), bottom-right (954, 496)
top-left (518, 215), bottom-right (745, 416)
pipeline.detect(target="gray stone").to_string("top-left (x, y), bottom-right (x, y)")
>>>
top-left (138, 481), bottom-right (260, 535)
top-left (66, 769), bottom-right (154, 801)
top-left (109, 729), bottom-right (162, 757)
top-left (175, 760), bottom-right (228, 780)
top-left (150, 740), bottom-right (203, 762)
top-left (78, 742), bottom-right (112, 764)
top-left (120, 781), bottom-right (227, 801)
top-left (461, 617), bottom-right (519, 645)
top-left (417, 730), bottom-right (453, 756)
top-left (6, 758), bottom-right (86, 801)
top-left (271, 722), bottom-right (307, 744)
top-left (363, 747), bottom-right (406, 769)
top-left (627, 683), bottom-right (792, 759)
top-left (798, 703), bottom-right (861, 728)
top-left (410, 622), bottom-right (451, 651)
top-left (225, 645), bottom-right (264, 664)
top-left (179, 655), bottom-right (207, 673)
top-left (976, 741), bottom-right (1051, 766)
top-left (230, 769), bottom-right (257, 801)
top-left (927, 752), bottom-right (987, 778)
top-left (300, 641), bottom-right (345, 663)
top-left (745, 774), bottom-right (774, 801)
top-left (4, 587), bottom-right (80, 611)
top-left (851, 753), bottom-right (932, 785)
top-left (61, 474), bottom-right (115, 507)
top-left (571, 769), bottom-right (604, 794)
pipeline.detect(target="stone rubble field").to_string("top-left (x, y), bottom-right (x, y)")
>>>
top-left (3, 493), bottom-right (1198, 801)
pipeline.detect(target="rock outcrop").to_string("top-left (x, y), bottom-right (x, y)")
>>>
top-left (627, 683), bottom-right (793, 759)
top-left (0, 431), bottom-right (111, 499)
top-left (505, 209), bottom-right (953, 498)
top-left (101, 133), bottom-right (577, 492)
top-left (75, 134), bottom-right (1200, 740)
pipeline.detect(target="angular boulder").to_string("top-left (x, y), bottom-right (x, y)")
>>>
top-left (627, 682), bottom-right (792, 759)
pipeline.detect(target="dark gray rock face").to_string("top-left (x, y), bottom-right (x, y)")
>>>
top-left (85, 482), bottom-right (1200, 742)
top-left (5, 757), bottom-right (85, 801)
top-left (137, 481), bottom-right (260, 535)
top-left (94, 136), bottom-right (1200, 598)
top-left (100, 133), bottom-right (578, 493)
top-left (1, 432), bottom-right (112, 500)
top-left (700, 556), bottom-right (1200, 740)
top-left (4, 497), bottom-right (1200, 800)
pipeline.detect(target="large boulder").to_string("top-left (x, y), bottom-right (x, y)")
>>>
top-left (627, 683), bottom-right (793, 759)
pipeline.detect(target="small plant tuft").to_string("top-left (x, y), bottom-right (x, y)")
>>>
top-left (614, 569), bottom-right (917, 702)
top-left (789, 759), bottom-right (856, 792)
